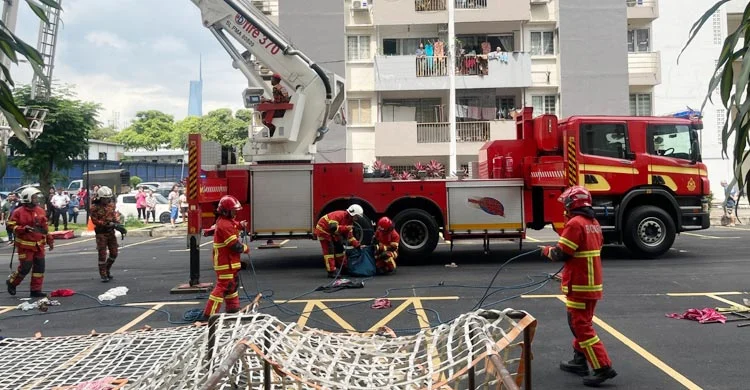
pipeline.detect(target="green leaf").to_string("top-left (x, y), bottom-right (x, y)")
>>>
top-left (25, 0), bottom-right (50, 24)
top-left (0, 40), bottom-right (18, 64)
top-left (735, 39), bottom-right (750, 109)
top-left (37, 0), bottom-right (62, 9)
top-left (679, 0), bottom-right (732, 64)
top-left (720, 61), bottom-right (734, 107)
top-left (12, 32), bottom-right (44, 65)
top-left (0, 63), bottom-right (13, 87)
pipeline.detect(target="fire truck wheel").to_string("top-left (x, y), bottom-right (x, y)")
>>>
top-left (623, 205), bottom-right (676, 258)
top-left (393, 208), bottom-right (439, 261)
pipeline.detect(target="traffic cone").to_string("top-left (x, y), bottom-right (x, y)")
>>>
top-left (87, 216), bottom-right (94, 231)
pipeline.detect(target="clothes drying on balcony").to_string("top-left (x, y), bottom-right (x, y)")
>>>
top-left (434, 40), bottom-right (444, 57)
top-left (455, 105), bottom-right (498, 120)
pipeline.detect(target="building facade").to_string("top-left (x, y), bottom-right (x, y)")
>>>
top-left (87, 140), bottom-right (125, 161)
top-left (653, 0), bottom-right (745, 200)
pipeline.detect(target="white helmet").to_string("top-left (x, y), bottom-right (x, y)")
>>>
top-left (347, 204), bottom-right (364, 218)
top-left (20, 187), bottom-right (41, 205)
top-left (97, 186), bottom-right (114, 199)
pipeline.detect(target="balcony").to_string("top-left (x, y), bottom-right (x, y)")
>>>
top-left (628, 52), bottom-right (661, 86)
top-left (375, 53), bottom-right (532, 91)
top-left (375, 120), bottom-right (516, 157)
top-left (373, 0), bottom-right (529, 25)
top-left (626, 0), bottom-right (659, 21)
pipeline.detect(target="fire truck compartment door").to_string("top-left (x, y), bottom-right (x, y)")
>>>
top-left (446, 180), bottom-right (525, 235)
top-left (250, 165), bottom-right (313, 235)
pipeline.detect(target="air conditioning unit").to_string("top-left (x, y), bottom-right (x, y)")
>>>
top-left (352, 0), bottom-right (370, 11)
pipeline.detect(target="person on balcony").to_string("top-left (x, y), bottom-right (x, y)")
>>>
top-left (260, 73), bottom-right (291, 137)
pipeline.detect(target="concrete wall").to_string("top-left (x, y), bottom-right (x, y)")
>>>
top-left (88, 142), bottom-right (124, 161)
top-left (558, 0), bottom-right (629, 116)
top-left (372, 0), bottom-right (529, 25)
top-left (279, 0), bottom-right (347, 163)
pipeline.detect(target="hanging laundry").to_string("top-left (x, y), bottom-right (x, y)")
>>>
top-left (433, 40), bottom-right (444, 57)
top-left (468, 106), bottom-right (481, 120)
top-left (455, 104), bottom-right (468, 118)
top-left (425, 42), bottom-right (434, 71)
top-left (481, 107), bottom-right (496, 120)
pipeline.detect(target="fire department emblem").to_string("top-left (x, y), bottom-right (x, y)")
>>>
top-left (235, 14), bottom-right (245, 24)
top-left (468, 197), bottom-right (505, 217)
top-left (687, 178), bottom-right (696, 192)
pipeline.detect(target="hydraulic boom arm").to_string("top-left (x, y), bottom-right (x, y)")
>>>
top-left (190, 0), bottom-right (345, 162)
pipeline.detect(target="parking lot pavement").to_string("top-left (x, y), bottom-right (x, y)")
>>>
top-left (0, 225), bottom-right (749, 389)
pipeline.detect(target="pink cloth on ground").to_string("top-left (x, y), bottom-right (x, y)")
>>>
top-left (666, 308), bottom-right (726, 324)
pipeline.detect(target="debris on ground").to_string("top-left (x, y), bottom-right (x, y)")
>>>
top-left (666, 308), bottom-right (727, 324)
top-left (50, 289), bottom-right (76, 297)
top-left (98, 287), bottom-right (129, 302)
top-left (16, 297), bottom-right (61, 312)
top-left (371, 298), bottom-right (391, 309)
top-left (445, 262), bottom-right (458, 268)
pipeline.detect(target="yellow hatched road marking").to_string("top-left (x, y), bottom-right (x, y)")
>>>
top-left (276, 296), bottom-right (459, 304)
top-left (704, 294), bottom-right (750, 310)
top-left (524, 236), bottom-right (541, 242)
top-left (115, 303), bottom-right (165, 333)
top-left (0, 307), bottom-right (15, 314)
top-left (54, 237), bottom-right (95, 247)
top-left (367, 298), bottom-right (417, 332)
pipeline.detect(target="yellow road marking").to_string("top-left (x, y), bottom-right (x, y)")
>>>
top-left (367, 298), bottom-right (416, 332)
top-left (410, 297), bottom-right (431, 330)
top-left (704, 294), bottom-right (750, 310)
top-left (54, 237), bottom-right (95, 247)
top-left (275, 296), bottom-right (459, 304)
top-left (312, 301), bottom-right (356, 332)
top-left (296, 301), bottom-right (317, 329)
top-left (0, 307), bottom-right (15, 314)
top-left (525, 236), bottom-right (541, 242)
top-left (279, 239), bottom-right (290, 246)
top-left (681, 232), bottom-right (727, 239)
top-left (200, 240), bottom-right (213, 247)
top-left (554, 296), bottom-right (702, 390)
top-left (667, 292), bottom-right (743, 297)
top-left (115, 303), bottom-right (165, 333)
top-left (124, 301), bottom-right (200, 306)
top-left (119, 236), bottom-right (167, 249)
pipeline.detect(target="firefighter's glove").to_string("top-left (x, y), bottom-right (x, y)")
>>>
top-left (243, 244), bottom-right (250, 254)
top-left (239, 220), bottom-right (248, 231)
top-left (114, 224), bottom-right (127, 239)
top-left (541, 246), bottom-right (554, 261)
top-left (24, 226), bottom-right (34, 233)
top-left (48, 241), bottom-right (54, 251)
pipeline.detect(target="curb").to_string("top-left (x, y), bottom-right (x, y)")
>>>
top-left (76, 227), bottom-right (186, 238)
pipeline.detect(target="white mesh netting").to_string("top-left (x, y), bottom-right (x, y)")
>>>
top-left (0, 309), bottom-right (536, 389)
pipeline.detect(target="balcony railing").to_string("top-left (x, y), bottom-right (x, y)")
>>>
top-left (626, 0), bottom-right (656, 7)
top-left (416, 121), bottom-right (491, 143)
top-left (415, 0), bottom-right (446, 12)
top-left (455, 0), bottom-right (487, 9)
top-left (416, 55), bottom-right (489, 77)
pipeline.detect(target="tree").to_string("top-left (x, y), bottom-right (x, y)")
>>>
top-left (200, 108), bottom-right (252, 149)
top-left (10, 85), bottom-right (101, 194)
top-left (89, 125), bottom-right (117, 141)
top-left (0, 0), bottom-right (61, 148)
top-left (173, 115), bottom-right (202, 148)
top-left (235, 108), bottom-right (254, 123)
top-left (113, 110), bottom-right (175, 150)
top-left (682, 1), bottom-right (750, 196)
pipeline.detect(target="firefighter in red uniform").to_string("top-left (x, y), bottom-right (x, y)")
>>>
top-left (202, 195), bottom-right (249, 319)
top-left (90, 186), bottom-right (121, 282)
top-left (314, 204), bottom-right (363, 278)
top-left (542, 185), bottom-right (617, 387)
top-left (372, 217), bottom-right (399, 274)
top-left (6, 187), bottom-right (53, 297)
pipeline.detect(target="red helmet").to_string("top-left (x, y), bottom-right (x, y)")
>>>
top-left (217, 195), bottom-right (242, 216)
top-left (271, 73), bottom-right (281, 80)
top-left (558, 186), bottom-right (592, 211)
top-left (377, 217), bottom-right (394, 232)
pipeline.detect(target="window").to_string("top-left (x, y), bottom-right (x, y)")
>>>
top-left (716, 108), bottom-right (726, 144)
top-left (580, 123), bottom-right (630, 159)
top-left (382, 98), bottom-right (442, 123)
top-left (122, 196), bottom-right (136, 204)
top-left (647, 124), bottom-right (696, 161)
top-left (530, 31), bottom-right (554, 55)
top-left (457, 34), bottom-right (515, 53)
top-left (629, 94), bottom-right (651, 116)
top-left (347, 35), bottom-right (371, 61)
top-left (98, 152), bottom-right (107, 160)
top-left (531, 95), bottom-right (556, 116)
top-left (712, 12), bottom-right (722, 45)
top-left (627, 29), bottom-right (650, 52)
top-left (348, 99), bottom-right (372, 125)
top-left (497, 96), bottom-right (516, 119)
top-left (382, 38), bottom-right (437, 56)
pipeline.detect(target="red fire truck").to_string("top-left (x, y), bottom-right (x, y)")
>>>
top-left (181, 0), bottom-right (709, 288)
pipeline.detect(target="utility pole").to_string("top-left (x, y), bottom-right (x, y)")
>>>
top-left (448, 0), bottom-right (457, 177)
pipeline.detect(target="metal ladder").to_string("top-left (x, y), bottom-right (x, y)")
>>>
top-left (31, 0), bottom-right (63, 100)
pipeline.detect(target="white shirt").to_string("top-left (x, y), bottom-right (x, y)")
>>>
top-left (52, 193), bottom-right (70, 209)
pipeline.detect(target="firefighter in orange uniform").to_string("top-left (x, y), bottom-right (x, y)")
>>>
top-left (6, 187), bottom-right (53, 297)
top-left (372, 217), bottom-right (399, 274)
top-left (541, 185), bottom-right (617, 387)
top-left (314, 204), bottom-right (363, 278)
top-left (202, 195), bottom-right (249, 319)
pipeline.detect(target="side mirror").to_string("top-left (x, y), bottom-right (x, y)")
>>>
top-left (690, 140), bottom-right (699, 164)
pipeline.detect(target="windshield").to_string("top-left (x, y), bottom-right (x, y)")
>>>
top-left (647, 124), bottom-right (699, 161)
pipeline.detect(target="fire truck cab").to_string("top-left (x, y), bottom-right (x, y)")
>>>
top-left (480, 108), bottom-right (709, 258)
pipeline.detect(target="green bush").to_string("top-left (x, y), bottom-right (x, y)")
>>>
top-left (130, 175), bottom-right (142, 187)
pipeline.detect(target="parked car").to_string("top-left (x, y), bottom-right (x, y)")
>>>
top-left (13, 184), bottom-right (40, 194)
top-left (116, 193), bottom-right (173, 224)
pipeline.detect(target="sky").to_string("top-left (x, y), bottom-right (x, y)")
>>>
top-left (11, 0), bottom-right (248, 128)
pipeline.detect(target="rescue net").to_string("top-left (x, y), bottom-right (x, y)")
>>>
top-left (0, 309), bottom-right (536, 390)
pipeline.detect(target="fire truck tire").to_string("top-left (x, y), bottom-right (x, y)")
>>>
top-left (353, 215), bottom-right (374, 245)
top-left (623, 205), bottom-right (676, 258)
top-left (393, 208), bottom-right (439, 261)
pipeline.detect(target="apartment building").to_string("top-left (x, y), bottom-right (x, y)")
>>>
top-left (270, 0), bottom-right (660, 170)
top-left (653, 0), bottom-right (745, 200)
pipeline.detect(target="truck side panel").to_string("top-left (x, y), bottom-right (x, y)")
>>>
top-left (446, 180), bottom-right (524, 236)
top-left (251, 165), bottom-right (313, 236)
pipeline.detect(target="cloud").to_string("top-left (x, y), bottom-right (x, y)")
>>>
top-left (151, 36), bottom-right (189, 54)
top-left (85, 31), bottom-right (130, 50)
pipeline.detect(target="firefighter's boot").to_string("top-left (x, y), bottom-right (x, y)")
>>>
top-left (30, 291), bottom-right (46, 298)
top-left (327, 270), bottom-right (338, 279)
top-left (582, 366), bottom-right (617, 387)
top-left (6, 279), bottom-right (16, 296)
top-left (559, 350), bottom-right (589, 376)
top-left (106, 257), bottom-right (115, 279)
top-left (99, 265), bottom-right (110, 282)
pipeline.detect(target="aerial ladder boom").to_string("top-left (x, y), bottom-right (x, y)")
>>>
top-left (190, 0), bottom-right (345, 162)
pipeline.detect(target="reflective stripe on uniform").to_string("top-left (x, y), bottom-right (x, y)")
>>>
top-left (579, 335), bottom-right (602, 369)
top-left (218, 273), bottom-right (235, 280)
top-left (558, 237), bottom-right (578, 251)
top-left (565, 300), bottom-right (586, 310)
top-left (226, 291), bottom-right (239, 299)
